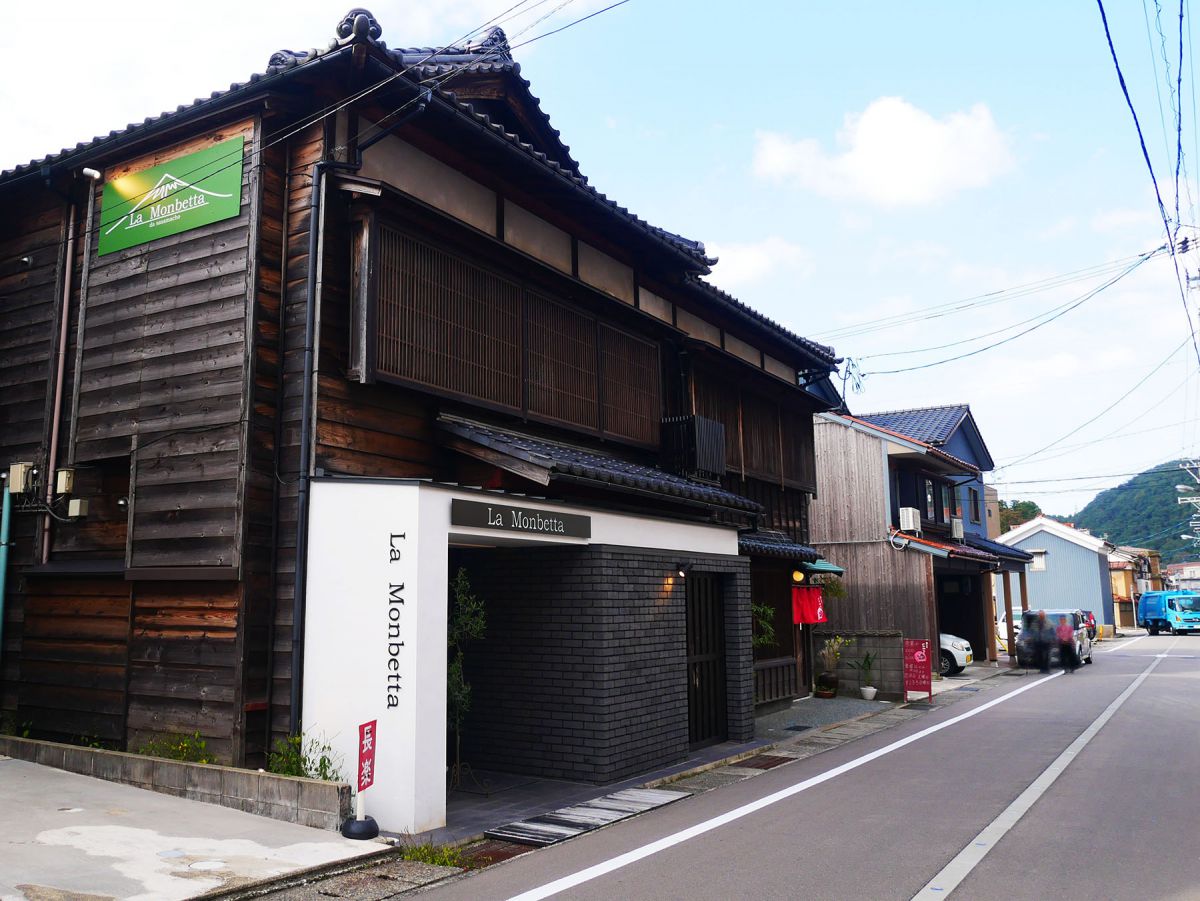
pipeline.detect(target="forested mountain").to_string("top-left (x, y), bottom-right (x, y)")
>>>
top-left (1072, 460), bottom-right (1199, 562)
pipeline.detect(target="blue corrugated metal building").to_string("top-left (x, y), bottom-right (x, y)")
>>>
top-left (997, 517), bottom-right (1116, 627)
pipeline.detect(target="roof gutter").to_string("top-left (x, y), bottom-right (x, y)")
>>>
top-left (289, 83), bottom-right (431, 737)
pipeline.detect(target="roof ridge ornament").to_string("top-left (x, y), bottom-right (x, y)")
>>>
top-left (476, 26), bottom-right (512, 60)
top-left (337, 8), bottom-right (382, 45)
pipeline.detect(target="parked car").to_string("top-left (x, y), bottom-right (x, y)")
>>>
top-left (1080, 609), bottom-right (1097, 640)
top-left (1137, 590), bottom-right (1200, 635)
top-left (940, 632), bottom-right (973, 676)
top-left (1015, 609), bottom-right (1093, 668)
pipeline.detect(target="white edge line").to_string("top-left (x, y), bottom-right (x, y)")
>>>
top-left (912, 645), bottom-right (1170, 898)
top-left (505, 672), bottom-right (1063, 901)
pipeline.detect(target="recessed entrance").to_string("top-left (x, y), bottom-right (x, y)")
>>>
top-left (686, 572), bottom-right (727, 749)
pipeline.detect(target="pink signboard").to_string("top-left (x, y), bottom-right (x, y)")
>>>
top-left (904, 639), bottom-right (932, 697)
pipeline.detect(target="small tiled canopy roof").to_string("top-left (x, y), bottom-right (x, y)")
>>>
top-left (737, 529), bottom-right (820, 562)
top-left (963, 533), bottom-right (1033, 563)
top-left (438, 418), bottom-right (762, 515)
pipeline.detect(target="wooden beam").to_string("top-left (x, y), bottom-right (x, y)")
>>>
top-left (1002, 571), bottom-right (1016, 668)
top-left (441, 435), bottom-right (552, 486)
top-left (1018, 569), bottom-right (1030, 613)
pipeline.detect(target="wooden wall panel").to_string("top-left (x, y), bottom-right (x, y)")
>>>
top-left (814, 542), bottom-right (935, 644)
top-left (127, 581), bottom-right (241, 763)
top-left (17, 578), bottom-right (130, 744)
top-left (75, 120), bottom-right (256, 573)
top-left (810, 419), bottom-right (889, 544)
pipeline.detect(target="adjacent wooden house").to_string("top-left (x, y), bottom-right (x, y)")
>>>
top-left (0, 11), bottom-right (837, 830)
top-left (811, 406), bottom-right (1031, 672)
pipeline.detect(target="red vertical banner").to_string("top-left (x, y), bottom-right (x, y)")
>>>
top-left (792, 586), bottom-right (827, 624)
top-left (904, 639), bottom-right (932, 697)
top-left (357, 720), bottom-right (377, 792)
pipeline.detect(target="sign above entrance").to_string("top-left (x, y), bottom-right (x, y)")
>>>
top-left (451, 499), bottom-right (591, 539)
top-left (98, 135), bottom-right (244, 256)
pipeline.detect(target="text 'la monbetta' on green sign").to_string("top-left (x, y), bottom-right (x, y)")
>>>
top-left (98, 135), bottom-right (245, 256)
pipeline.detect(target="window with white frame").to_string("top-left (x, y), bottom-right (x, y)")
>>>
top-left (1030, 549), bottom-right (1047, 572)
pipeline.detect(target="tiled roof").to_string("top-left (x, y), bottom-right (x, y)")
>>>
top-left (963, 533), bottom-right (1033, 563)
top-left (738, 530), bottom-right (820, 562)
top-left (687, 277), bottom-right (839, 368)
top-left (1, 11), bottom-right (837, 369)
top-left (899, 531), bottom-right (998, 563)
top-left (438, 418), bottom-right (762, 514)
top-left (857, 405), bottom-right (970, 447)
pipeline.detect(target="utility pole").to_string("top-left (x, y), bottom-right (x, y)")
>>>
top-left (1175, 460), bottom-right (1200, 549)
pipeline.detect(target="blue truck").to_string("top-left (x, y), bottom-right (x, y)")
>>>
top-left (1137, 590), bottom-right (1200, 635)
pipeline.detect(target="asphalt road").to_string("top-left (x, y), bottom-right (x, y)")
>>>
top-left (416, 632), bottom-right (1200, 901)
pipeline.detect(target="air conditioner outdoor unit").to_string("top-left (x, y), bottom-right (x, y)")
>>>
top-left (899, 506), bottom-right (921, 533)
top-left (950, 517), bottom-right (964, 541)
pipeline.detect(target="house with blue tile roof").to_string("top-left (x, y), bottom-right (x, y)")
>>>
top-left (812, 405), bottom-right (1031, 673)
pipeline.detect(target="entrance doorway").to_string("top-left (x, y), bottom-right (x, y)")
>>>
top-left (686, 572), bottom-right (727, 748)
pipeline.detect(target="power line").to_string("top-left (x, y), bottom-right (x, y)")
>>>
top-left (1096, 0), bottom-right (1200, 368)
top-left (991, 464), bottom-right (1185, 486)
top-left (813, 252), bottom-right (1154, 341)
top-left (861, 248), bottom-right (1164, 361)
top-left (997, 334), bottom-right (1192, 471)
top-left (2, 0), bottom-right (626, 280)
top-left (862, 251), bottom-right (1156, 374)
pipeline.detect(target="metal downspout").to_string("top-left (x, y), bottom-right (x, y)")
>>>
top-left (288, 90), bottom-right (430, 736)
top-left (41, 201), bottom-right (77, 563)
top-left (0, 486), bottom-right (11, 677)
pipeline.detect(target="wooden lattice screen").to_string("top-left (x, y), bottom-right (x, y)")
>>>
top-left (372, 227), bottom-right (661, 445)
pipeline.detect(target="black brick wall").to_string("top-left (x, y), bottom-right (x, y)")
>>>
top-left (454, 544), bottom-right (752, 784)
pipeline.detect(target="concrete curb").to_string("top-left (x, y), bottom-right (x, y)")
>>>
top-left (0, 735), bottom-right (351, 830)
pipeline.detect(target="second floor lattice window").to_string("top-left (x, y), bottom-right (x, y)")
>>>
top-left (360, 224), bottom-right (662, 445)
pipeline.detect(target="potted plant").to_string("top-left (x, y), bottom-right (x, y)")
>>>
top-left (849, 651), bottom-right (878, 700)
top-left (815, 635), bottom-right (849, 698)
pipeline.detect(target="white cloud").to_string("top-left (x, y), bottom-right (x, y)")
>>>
top-left (752, 97), bottom-right (1013, 206)
top-left (707, 237), bottom-right (813, 290)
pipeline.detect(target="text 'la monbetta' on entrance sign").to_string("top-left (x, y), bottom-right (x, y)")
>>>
top-left (451, 499), bottom-right (591, 539)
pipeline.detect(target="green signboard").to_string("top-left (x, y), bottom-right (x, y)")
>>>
top-left (98, 135), bottom-right (245, 256)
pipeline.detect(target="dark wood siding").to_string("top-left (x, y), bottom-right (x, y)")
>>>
top-left (127, 581), bottom-right (242, 763)
top-left (73, 120), bottom-right (256, 572)
top-left (18, 578), bottom-right (131, 744)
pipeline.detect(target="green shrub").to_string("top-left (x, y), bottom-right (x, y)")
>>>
top-left (268, 733), bottom-right (343, 781)
top-left (138, 731), bottom-right (213, 764)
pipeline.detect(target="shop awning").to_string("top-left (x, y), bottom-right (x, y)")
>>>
top-left (437, 416), bottom-right (763, 515)
top-left (737, 529), bottom-right (820, 562)
top-left (801, 559), bottom-right (845, 576)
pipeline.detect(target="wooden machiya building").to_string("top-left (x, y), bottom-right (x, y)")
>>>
top-left (0, 10), bottom-right (839, 831)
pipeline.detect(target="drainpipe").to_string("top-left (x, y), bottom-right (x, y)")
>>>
top-left (0, 484), bottom-right (10, 674)
top-left (289, 88), bottom-right (430, 736)
top-left (41, 168), bottom-right (101, 563)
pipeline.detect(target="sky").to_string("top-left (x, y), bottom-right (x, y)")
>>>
top-left (4, 0), bottom-right (1200, 530)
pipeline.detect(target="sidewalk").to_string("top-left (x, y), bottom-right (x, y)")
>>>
top-left (0, 756), bottom-right (382, 901)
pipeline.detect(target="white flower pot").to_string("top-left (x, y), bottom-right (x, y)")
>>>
top-left (860, 686), bottom-right (878, 700)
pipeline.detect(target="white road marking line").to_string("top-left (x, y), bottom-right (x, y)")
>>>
top-left (1099, 634), bottom-right (1147, 652)
top-left (505, 672), bottom-right (1063, 901)
top-left (911, 644), bottom-right (1172, 899)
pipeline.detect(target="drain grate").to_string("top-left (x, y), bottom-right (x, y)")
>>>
top-left (784, 723), bottom-right (816, 732)
top-left (739, 754), bottom-right (793, 770)
top-left (954, 685), bottom-right (981, 692)
top-left (461, 839), bottom-right (536, 868)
